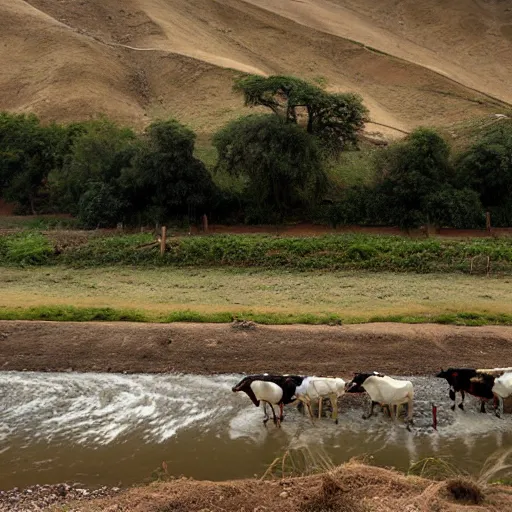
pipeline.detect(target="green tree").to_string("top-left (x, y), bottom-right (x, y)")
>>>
top-left (233, 75), bottom-right (368, 152)
top-left (455, 123), bottom-right (512, 210)
top-left (78, 182), bottom-right (125, 229)
top-left (48, 119), bottom-right (136, 214)
top-left (0, 112), bottom-right (65, 214)
top-left (374, 128), bottom-right (456, 228)
top-left (213, 114), bottom-right (327, 222)
top-left (121, 119), bottom-right (217, 225)
top-left (425, 186), bottom-right (484, 229)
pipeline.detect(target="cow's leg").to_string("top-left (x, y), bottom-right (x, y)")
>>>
top-left (363, 400), bottom-right (377, 420)
top-left (480, 400), bottom-right (486, 414)
top-left (318, 397), bottom-right (323, 419)
top-left (449, 388), bottom-right (456, 411)
top-left (279, 403), bottom-right (284, 422)
top-left (458, 390), bottom-right (465, 411)
top-left (302, 396), bottom-right (315, 422)
top-left (495, 396), bottom-right (504, 418)
top-left (266, 402), bottom-right (279, 427)
top-left (407, 396), bottom-right (414, 425)
top-left (263, 402), bottom-right (270, 427)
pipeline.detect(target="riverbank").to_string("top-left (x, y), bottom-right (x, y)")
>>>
top-left (1, 321), bottom-right (512, 375)
top-left (4, 461), bottom-right (509, 511)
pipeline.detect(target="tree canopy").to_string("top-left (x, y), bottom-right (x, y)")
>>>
top-left (213, 114), bottom-right (327, 222)
top-left (0, 113), bottom-right (66, 214)
top-left (374, 128), bottom-right (483, 228)
top-left (455, 124), bottom-right (512, 209)
top-left (233, 75), bottom-right (368, 153)
top-left (48, 119), bottom-right (136, 215)
top-left (121, 120), bottom-right (217, 225)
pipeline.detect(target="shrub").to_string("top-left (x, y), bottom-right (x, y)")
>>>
top-left (2, 232), bottom-right (53, 264)
top-left (78, 183), bottom-right (124, 228)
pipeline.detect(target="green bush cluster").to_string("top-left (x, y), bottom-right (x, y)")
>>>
top-left (2, 232), bottom-right (512, 273)
top-left (0, 232), bottom-right (53, 264)
top-left (1, 75), bottom-right (512, 230)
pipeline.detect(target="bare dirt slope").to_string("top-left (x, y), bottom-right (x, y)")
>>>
top-left (1, 0), bottom-right (511, 135)
top-left (53, 463), bottom-right (512, 512)
top-left (1, 321), bottom-right (512, 375)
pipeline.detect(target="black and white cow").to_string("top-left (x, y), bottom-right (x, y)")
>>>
top-left (231, 374), bottom-right (304, 426)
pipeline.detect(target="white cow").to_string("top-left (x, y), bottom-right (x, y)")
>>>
top-left (492, 372), bottom-right (512, 417)
top-left (345, 372), bottom-right (414, 425)
top-left (294, 377), bottom-right (346, 423)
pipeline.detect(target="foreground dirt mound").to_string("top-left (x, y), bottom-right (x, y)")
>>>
top-left (1, 321), bottom-right (512, 375)
top-left (1, 0), bottom-right (510, 134)
top-left (55, 462), bottom-right (512, 511)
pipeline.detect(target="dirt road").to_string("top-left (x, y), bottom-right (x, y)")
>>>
top-left (1, 321), bottom-right (512, 376)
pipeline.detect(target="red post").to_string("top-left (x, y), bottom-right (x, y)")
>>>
top-left (432, 404), bottom-right (437, 431)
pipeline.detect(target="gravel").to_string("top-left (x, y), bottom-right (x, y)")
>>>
top-left (0, 483), bottom-right (121, 511)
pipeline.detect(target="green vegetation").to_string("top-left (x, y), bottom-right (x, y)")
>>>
top-left (1, 76), bottom-right (512, 230)
top-left (1, 232), bottom-right (512, 272)
top-left (233, 74), bottom-right (368, 153)
top-left (1, 306), bottom-right (512, 326)
top-left (213, 115), bottom-right (327, 222)
top-left (372, 128), bottom-right (484, 229)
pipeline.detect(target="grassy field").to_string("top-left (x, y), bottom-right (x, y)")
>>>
top-left (1, 267), bottom-right (512, 324)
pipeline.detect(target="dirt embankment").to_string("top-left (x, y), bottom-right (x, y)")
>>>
top-left (43, 462), bottom-right (512, 512)
top-left (1, 321), bottom-right (512, 376)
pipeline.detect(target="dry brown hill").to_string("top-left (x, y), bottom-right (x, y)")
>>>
top-left (2, 0), bottom-right (512, 137)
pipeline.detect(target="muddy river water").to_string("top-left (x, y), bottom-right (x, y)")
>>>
top-left (1, 372), bottom-right (512, 490)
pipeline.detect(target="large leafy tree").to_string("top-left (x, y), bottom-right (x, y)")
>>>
top-left (455, 123), bottom-right (512, 210)
top-left (121, 119), bottom-right (217, 224)
top-left (0, 112), bottom-right (66, 214)
top-left (375, 128), bottom-right (482, 228)
top-left (213, 114), bottom-right (327, 222)
top-left (48, 119), bottom-right (136, 214)
top-left (233, 75), bottom-right (368, 153)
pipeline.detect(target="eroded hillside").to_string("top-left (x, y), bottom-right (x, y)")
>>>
top-left (2, 0), bottom-right (511, 135)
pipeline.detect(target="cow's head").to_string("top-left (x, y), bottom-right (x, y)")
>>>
top-left (436, 368), bottom-right (453, 380)
top-left (345, 372), bottom-right (375, 393)
top-left (232, 375), bottom-right (254, 393)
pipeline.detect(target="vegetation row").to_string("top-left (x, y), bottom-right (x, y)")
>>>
top-left (1, 232), bottom-right (512, 273)
top-left (1, 75), bottom-right (512, 230)
top-left (1, 305), bottom-right (512, 326)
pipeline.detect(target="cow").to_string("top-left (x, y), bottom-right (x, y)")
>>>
top-left (294, 377), bottom-right (346, 424)
top-left (231, 374), bottom-right (304, 426)
top-left (345, 372), bottom-right (414, 426)
top-left (435, 368), bottom-right (496, 413)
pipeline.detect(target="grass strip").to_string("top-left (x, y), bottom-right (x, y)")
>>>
top-left (1, 232), bottom-right (512, 273)
top-left (1, 306), bottom-right (512, 326)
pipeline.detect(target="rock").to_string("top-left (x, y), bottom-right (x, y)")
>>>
top-left (279, 491), bottom-right (289, 498)
top-left (231, 320), bottom-right (257, 330)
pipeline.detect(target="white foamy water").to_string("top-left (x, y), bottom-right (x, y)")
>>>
top-left (0, 372), bottom-right (238, 446)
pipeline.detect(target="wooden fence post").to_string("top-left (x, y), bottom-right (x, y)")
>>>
top-left (202, 214), bottom-right (208, 232)
top-left (160, 226), bottom-right (167, 256)
top-left (486, 211), bottom-right (491, 232)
